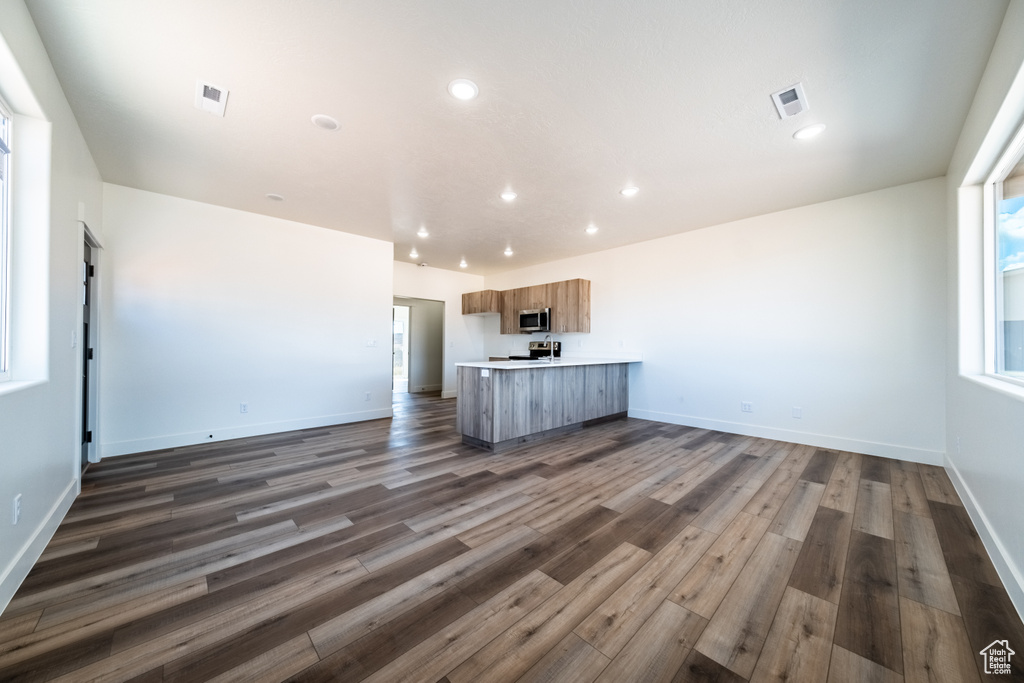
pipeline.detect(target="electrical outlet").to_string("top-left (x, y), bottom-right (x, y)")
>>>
top-left (792, 406), bottom-right (802, 419)
top-left (365, 392), bottom-right (371, 402)
top-left (240, 402), bottom-right (248, 414)
top-left (366, 339), bottom-right (377, 347)
top-left (12, 494), bottom-right (21, 525)
top-left (741, 401), bottom-right (753, 413)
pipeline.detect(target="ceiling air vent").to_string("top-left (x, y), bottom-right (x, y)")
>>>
top-left (771, 83), bottom-right (809, 119)
top-left (194, 80), bottom-right (229, 117)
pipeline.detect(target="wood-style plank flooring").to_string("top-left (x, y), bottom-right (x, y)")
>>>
top-left (1, 392), bottom-right (1022, 682)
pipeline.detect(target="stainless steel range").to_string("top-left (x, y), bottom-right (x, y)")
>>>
top-left (508, 340), bottom-right (561, 361)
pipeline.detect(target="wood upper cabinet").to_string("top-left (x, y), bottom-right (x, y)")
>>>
top-left (501, 286), bottom-right (543, 335)
top-left (461, 289), bottom-right (500, 315)
top-left (523, 284), bottom-right (547, 310)
top-left (499, 289), bottom-right (519, 334)
top-left (466, 279), bottom-right (590, 334)
top-left (548, 279), bottom-right (590, 334)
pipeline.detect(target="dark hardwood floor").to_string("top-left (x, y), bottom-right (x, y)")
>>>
top-left (1, 392), bottom-right (1021, 682)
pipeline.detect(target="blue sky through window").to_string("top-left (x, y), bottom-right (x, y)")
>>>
top-left (997, 195), bottom-right (1024, 273)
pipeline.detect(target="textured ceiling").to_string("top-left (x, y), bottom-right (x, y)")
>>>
top-left (25, 0), bottom-right (1009, 275)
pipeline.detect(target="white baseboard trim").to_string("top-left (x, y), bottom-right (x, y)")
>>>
top-left (99, 408), bottom-right (394, 458)
top-left (944, 455), bottom-right (1024, 619)
top-left (0, 478), bottom-right (77, 614)
top-left (441, 390), bottom-right (457, 399)
top-left (626, 409), bottom-right (944, 465)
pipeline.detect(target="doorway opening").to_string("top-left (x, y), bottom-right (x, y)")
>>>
top-left (81, 235), bottom-right (97, 471)
top-left (392, 296), bottom-right (445, 397)
top-left (392, 305), bottom-right (410, 393)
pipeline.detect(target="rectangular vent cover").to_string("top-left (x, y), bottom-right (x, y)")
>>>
top-left (771, 83), bottom-right (809, 119)
top-left (195, 80), bottom-right (229, 117)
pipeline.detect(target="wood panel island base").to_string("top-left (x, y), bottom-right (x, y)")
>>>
top-left (455, 358), bottom-right (641, 452)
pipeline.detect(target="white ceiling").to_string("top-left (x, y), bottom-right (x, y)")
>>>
top-left (25, 0), bottom-right (1009, 275)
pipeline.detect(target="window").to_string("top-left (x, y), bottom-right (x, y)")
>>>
top-left (0, 97), bottom-right (10, 381)
top-left (988, 121), bottom-right (1024, 382)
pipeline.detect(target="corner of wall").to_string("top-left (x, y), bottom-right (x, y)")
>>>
top-left (944, 454), bottom-right (1024, 615)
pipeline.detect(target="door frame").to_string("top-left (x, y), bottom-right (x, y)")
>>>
top-left (393, 295), bottom-right (445, 394)
top-left (392, 304), bottom-right (411, 393)
top-left (80, 221), bottom-right (102, 471)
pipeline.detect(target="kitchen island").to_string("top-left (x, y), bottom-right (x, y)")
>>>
top-left (455, 357), bottom-right (642, 452)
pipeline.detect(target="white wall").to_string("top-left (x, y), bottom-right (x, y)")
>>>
top-left (99, 184), bottom-right (394, 456)
top-left (484, 177), bottom-right (948, 464)
top-left (394, 297), bottom-right (444, 393)
top-left (946, 0), bottom-right (1024, 614)
top-left (1004, 268), bottom-right (1024, 319)
top-left (0, 0), bottom-right (104, 611)
top-left (393, 261), bottom-right (487, 398)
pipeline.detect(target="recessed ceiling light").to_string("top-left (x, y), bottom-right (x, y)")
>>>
top-left (311, 114), bottom-right (340, 131)
top-left (417, 226), bottom-right (429, 238)
top-left (459, 258), bottom-right (468, 268)
top-left (410, 248), bottom-right (419, 258)
top-left (793, 123), bottom-right (826, 140)
top-left (500, 190), bottom-right (517, 202)
top-left (620, 186), bottom-right (640, 197)
top-left (504, 246), bottom-right (514, 257)
top-left (585, 224), bottom-right (599, 235)
top-left (266, 193), bottom-right (284, 201)
top-left (448, 78), bottom-right (479, 101)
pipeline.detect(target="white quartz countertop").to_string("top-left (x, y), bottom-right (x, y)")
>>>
top-left (455, 357), bottom-right (642, 370)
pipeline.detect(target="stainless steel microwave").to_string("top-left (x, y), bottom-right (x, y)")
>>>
top-left (518, 308), bottom-right (550, 333)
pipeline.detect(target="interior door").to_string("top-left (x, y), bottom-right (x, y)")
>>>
top-left (81, 242), bottom-right (94, 470)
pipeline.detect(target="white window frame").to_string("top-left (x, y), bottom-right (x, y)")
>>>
top-left (0, 95), bottom-right (11, 382)
top-left (984, 118), bottom-right (1024, 390)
